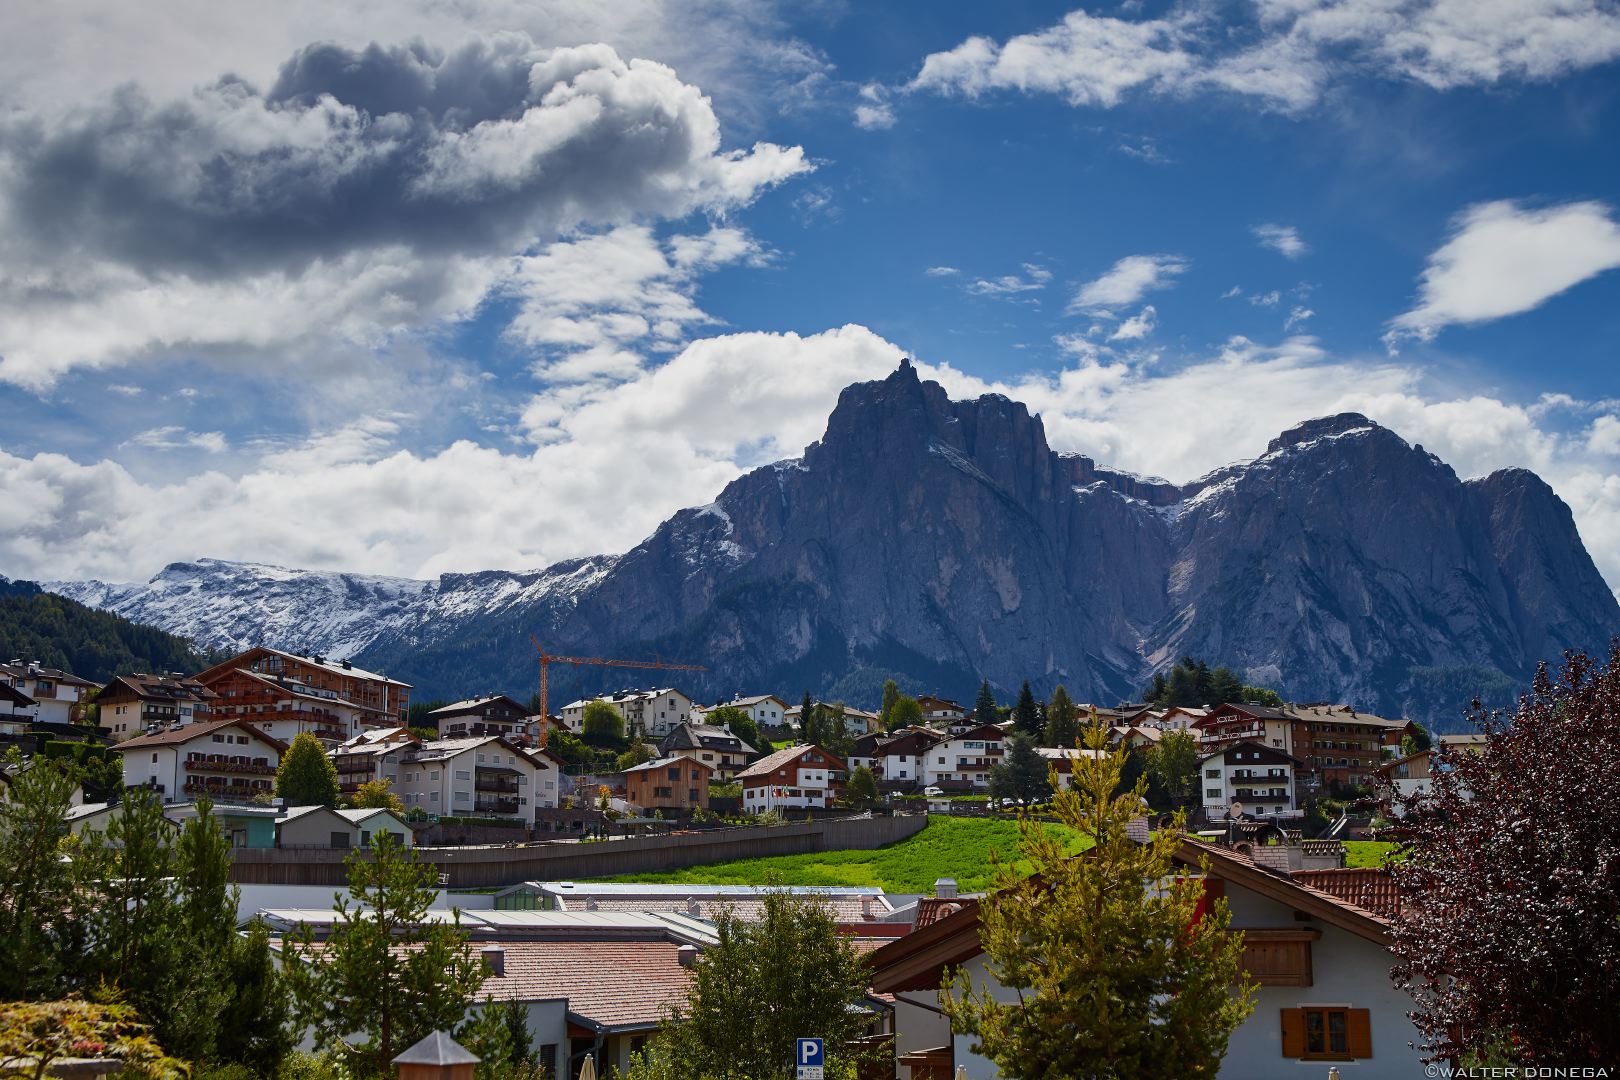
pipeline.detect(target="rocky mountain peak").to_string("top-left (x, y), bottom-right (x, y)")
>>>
top-left (1265, 412), bottom-right (1384, 455)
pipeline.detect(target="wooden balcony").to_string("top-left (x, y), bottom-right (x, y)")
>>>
top-left (184, 754), bottom-right (276, 775)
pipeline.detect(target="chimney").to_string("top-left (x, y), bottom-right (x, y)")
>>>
top-left (1126, 816), bottom-right (1150, 844)
top-left (861, 895), bottom-right (876, 919)
top-left (480, 945), bottom-right (505, 977)
top-left (1251, 844), bottom-right (1303, 874)
top-left (677, 944), bottom-right (700, 968)
top-left (686, 897), bottom-right (702, 918)
top-left (584, 897), bottom-right (599, 911)
top-left (934, 878), bottom-right (958, 899)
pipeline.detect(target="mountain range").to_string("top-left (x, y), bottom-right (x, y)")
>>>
top-left (46, 362), bottom-right (1619, 730)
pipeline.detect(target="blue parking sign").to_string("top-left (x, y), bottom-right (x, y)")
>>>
top-left (796, 1037), bottom-right (824, 1079)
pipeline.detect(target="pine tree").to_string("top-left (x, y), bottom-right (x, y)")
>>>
top-left (973, 680), bottom-right (998, 728)
top-left (1012, 681), bottom-right (1041, 737)
top-left (799, 691), bottom-right (816, 745)
top-left (1209, 666), bottom-right (1244, 704)
top-left (946, 715), bottom-right (1255, 1077)
top-left (284, 833), bottom-right (487, 1077)
top-left (215, 919), bottom-right (296, 1073)
top-left (276, 731), bottom-right (340, 807)
top-left (879, 680), bottom-right (900, 730)
top-left (1043, 685), bottom-right (1079, 748)
top-left (0, 752), bottom-right (83, 998)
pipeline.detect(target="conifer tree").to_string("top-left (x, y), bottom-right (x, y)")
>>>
top-left (987, 732), bottom-right (1051, 804)
top-left (946, 713), bottom-right (1254, 1078)
top-left (879, 679), bottom-right (900, 730)
top-left (1012, 681), bottom-right (1041, 736)
top-left (276, 731), bottom-right (340, 807)
top-left (1043, 685), bottom-right (1079, 748)
top-left (284, 832), bottom-right (487, 1077)
top-left (972, 680), bottom-right (998, 728)
top-left (0, 752), bottom-right (83, 998)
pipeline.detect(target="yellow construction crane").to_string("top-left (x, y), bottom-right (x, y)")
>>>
top-left (529, 634), bottom-right (707, 745)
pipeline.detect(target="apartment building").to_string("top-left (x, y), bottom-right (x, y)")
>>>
top-left (429, 695), bottom-right (530, 739)
top-left (921, 724), bottom-right (1005, 792)
top-left (658, 722), bottom-right (757, 780)
top-left (114, 717), bottom-right (286, 805)
top-left (738, 744), bottom-right (848, 812)
top-left (393, 736), bottom-right (553, 821)
top-left (329, 726), bottom-right (421, 798)
top-left (561, 688), bottom-right (693, 739)
top-left (1199, 740), bottom-right (1301, 820)
top-left (0, 661), bottom-right (99, 726)
top-left (194, 647), bottom-right (410, 729)
top-left (98, 673), bottom-right (218, 742)
top-left (199, 665), bottom-right (361, 746)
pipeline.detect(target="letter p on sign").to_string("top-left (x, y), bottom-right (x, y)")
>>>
top-left (796, 1038), bottom-right (824, 1079)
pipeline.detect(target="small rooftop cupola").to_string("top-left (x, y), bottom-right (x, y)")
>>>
top-left (934, 877), bottom-right (958, 899)
top-left (393, 1030), bottom-right (479, 1080)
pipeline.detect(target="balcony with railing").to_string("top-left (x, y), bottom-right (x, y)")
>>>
top-left (183, 777), bottom-right (272, 804)
top-left (474, 793), bottom-right (520, 815)
top-left (1233, 786), bottom-right (1290, 800)
top-left (184, 753), bottom-right (276, 775)
top-left (475, 771), bottom-right (520, 794)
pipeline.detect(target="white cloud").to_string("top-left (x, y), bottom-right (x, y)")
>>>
top-left (853, 83), bottom-right (897, 129)
top-left (1251, 290), bottom-right (1282, 307)
top-left (1070, 254), bottom-right (1188, 314)
top-left (925, 266), bottom-right (961, 277)
top-left (967, 263), bottom-right (1053, 298)
top-left (1387, 199), bottom-right (1620, 348)
top-left (10, 324), bottom-right (1620, 598)
top-left (1284, 305), bottom-right (1315, 330)
top-left (909, 1), bottom-right (1620, 113)
top-left (1109, 306), bottom-right (1158, 341)
top-left (1254, 223), bottom-right (1309, 259)
top-left (126, 427), bottom-right (229, 453)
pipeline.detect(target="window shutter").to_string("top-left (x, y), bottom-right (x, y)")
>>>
top-left (1280, 1009), bottom-right (1306, 1058)
top-left (1346, 1009), bottom-right (1372, 1058)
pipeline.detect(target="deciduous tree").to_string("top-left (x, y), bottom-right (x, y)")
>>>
top-left (276, 732), bottom-right (340, 807)
top-left (946, 716), bottom-right (1254, 1078)
top-left (886, 695), bottom-right (923, 733)
top-left (0, 999), bottom-right (183, 1080)
top-left (627, 889), bottom-right (875, 1080)
top-left (580, 701), bottom-right (625, 748)
top-left (353, 777), bottom-right (405, 812)
top-left (846, 765), bottom-right (879, 808)
top-left (1389, 645), bottom-right (1620, 1064)
top-left (1149, 729), bottom-right (1201, 809)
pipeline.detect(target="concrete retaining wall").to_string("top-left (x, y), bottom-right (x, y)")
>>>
top-left (229, 813), bottom-right (927, 888)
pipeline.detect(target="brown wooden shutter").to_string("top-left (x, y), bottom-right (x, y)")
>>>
top-left (1347, 1009), bottom-right (1373, 1058)
top-left (1280, 1009), bottom-right (1306, 1058)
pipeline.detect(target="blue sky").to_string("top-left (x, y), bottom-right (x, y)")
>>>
top-left (2, 0), bottom-right (1619, 589)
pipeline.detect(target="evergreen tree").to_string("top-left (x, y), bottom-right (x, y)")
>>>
top-left (626, 889), bottom-right (876, 1080)
top-left (284, 833), bottom-right (487, 1077)
top-left (972, 680), bottom-right (999, 728)
top-left (1240, 685), bottom-right (1284, 707)
top-left (886, 696), bottom-right (923, 733)
top-left (457, 999), bottom-right (535, 1080)
top-left (987, 732), bottom-right (1052, 804)
top-left (945, 717), bottom-right (1255, 1077)
top-left (276, 732), bottom-right (340, 807)
top-left (1012, 681), bottom-right (1041, 737)
top-left (879, 680), bottom-right (900, 730)
top-left (215, 919), bottom-right (296, 1073)
top-left (1043, 685), bottom-right (1079, 748)
top-left (799, 691), bottom-right (816, 745)
top-left (0, 752), bottom-right (83, 998)
top-left (1209, 665), bottom-right (1244, 704)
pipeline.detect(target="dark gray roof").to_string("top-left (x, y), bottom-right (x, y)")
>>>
top-left (393, 1030), bottom-right (481, 1066)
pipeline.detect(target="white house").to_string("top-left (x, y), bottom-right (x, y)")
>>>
top-left (113, 717), bottom-right (287, 805)
top-left (921, 724), bottom-right (1005, 792)
top-left (871, 730), bottom-right (939, 788)
top-left (1199, 740), bottom-right (1301, 820)
top-left (393, 735), bottom-right (549, 821)
top-left (329, 726), bottom-right (420, 799)
top-left (737, 744), bottom-right (848, 812)
top-left (0, 661), bottom-right (98, 726)
top-left (560, 689), bottom-right (693, 739)
top-left (869, 835), bottom-right (1426, 1079)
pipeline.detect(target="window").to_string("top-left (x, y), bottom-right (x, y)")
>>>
top-left (454, 790), bottom-right (470, 803)
top-left (1205, 768), bottom-right (1220, 778)
top-left (430, 792), bottom-right (440, 803)
top-left (668, 767), bottom-right (682, 780)
top-left (330, 832), bottom-right (351, 849)
top-left (455, 770), bottom-right (470, 781)
top-left (688, 788), bottom-right (699, 802)
top-left (1280, 1008), bottom-right (1370, 1061)
top-left (1206, 788), bottom-right (1221, 799)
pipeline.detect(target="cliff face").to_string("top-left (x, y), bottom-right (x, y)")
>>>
top-left (51, 365), bottom-right (1619, 726)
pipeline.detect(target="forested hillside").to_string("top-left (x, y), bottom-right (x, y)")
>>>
top-left (0, 577), bottom-right (221, 682)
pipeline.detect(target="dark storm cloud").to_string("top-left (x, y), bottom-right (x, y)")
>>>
top-left (0, 35), bottom-right (806, 279)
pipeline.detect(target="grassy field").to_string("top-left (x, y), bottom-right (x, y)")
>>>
top-left (598, 816), bottom-right (1082, 894)
top-left (1343, 840), bottom-right (1399, 868)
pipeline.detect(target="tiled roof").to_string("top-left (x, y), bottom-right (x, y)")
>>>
top-left (0, 662), bottom-right (98, 688)
top-left (913, 897), bottom-right (970, 928)
top-left (735, 743), bottom-right (846, 780)
top-left (622, 755), bottom-right (713, 776)
top-left (478, 940), bottom-right (694, 1029)
top-left (1292, 867), bottom-right (1402, 917)
top-left (111, 716), bottom-right (286, 752)
top-left (660, 723), bottom-right (752, 754)
top-left (1290, 703), bottom-right (1410, 729)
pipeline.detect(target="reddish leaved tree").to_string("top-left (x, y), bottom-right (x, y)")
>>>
top-left (1388, 643), bottom-right (1620, 1064)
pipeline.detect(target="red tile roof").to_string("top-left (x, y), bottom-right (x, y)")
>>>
top-left (111, 716), bottom-right (287, 753)
top-left (1291, 867), bottom-right (1402, 917)
top-left (477, 940), bottom-right (693, 1029)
